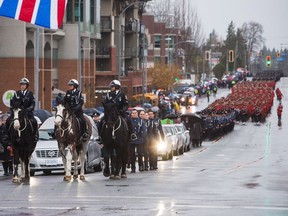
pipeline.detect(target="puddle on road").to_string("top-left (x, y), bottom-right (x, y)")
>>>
top-left (105, 184), bottom-right (129, 187)
top-left (244, 183), bottom-right (260, 188)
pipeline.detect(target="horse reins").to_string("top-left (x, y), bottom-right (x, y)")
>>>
top-left (109, 116), bottom-right (122, 139)
top-left (56, 111), bottom-right (72, 137)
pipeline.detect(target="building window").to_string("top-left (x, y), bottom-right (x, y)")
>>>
top-left (75, 0), bottom-right (83, 22)
top-left (66, 0), bottom-right (73, 22)
top-left (154, 56), bottom-right (161, 64)
top-left (165, 35), bottom-right (174, 48)
top-left (90, 0), bottom-right (94, 24)
top-left (154, 35), bottom-right (161, 48)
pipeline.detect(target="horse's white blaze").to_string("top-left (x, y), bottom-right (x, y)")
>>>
top-left (13, 109), bottom-right (20, 130)
top-left (54, 104), bottom-right (65, 126)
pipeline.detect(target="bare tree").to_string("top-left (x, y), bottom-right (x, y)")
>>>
top-left (241, 21), bottom-right (265, 71)
top-left (242, 21), bottom-right (265, 53)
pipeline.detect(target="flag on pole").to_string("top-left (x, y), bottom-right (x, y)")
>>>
top-left (0, 0), bottom-right (67, 29)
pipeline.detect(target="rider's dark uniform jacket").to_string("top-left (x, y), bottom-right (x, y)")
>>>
top-left (130, 117), bottom-right (147, 145)
top-left (10, 90), bottom-right (35, 118)
top-left (104, 90), bottom-right (128, 116)
top-left (64, 89), bottom-right (84, 116)
top-left (64, 89), bottom-right (87, 137)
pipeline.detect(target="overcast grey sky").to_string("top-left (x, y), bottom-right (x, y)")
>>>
top-left (191, 0), bottom-right (288, 50)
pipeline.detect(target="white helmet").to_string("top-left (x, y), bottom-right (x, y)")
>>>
top-left (68, 79), bottom-right (79, 87)
top-left (19, 78), bottom-right (30, 86)
top-left (109, 80), bottom-right (121, 88)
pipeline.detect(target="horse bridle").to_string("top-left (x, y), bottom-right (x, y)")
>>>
top-left (105, 116), bottom-right (122, 139)
top-left (55, 107), bottom-right (72, 137)
top-left (9, 109), bottom-right (28, 130)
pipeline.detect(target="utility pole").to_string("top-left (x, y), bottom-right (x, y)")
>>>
top-left (233, 40), bottom-right (238, 72)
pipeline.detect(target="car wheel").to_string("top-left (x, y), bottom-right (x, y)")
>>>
top-left (173, 149), bottom-right (179, 156)
top-left (169, 151), bottom-right (173, 159)
top-left (43, 171), bottom-right (52, 175)
top-left (94, 160), bottom-right (104, 172)
top-left (30, 171), bottom-right (35, 176)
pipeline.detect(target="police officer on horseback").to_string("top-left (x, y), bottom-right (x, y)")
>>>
top-left (101, 80), bottom-right (137, 141)
top-left (7, 78), bottom-right (38, 142)
top-left (64, 79), bottom-right (89, 142)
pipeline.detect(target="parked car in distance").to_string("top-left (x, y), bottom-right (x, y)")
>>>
top-left (162, 124), bottom-right (183, 156)
top-left (174, 123), bottom-right (191, 152)
top-left (157, 134), bottom-right (173, 161)
top-left (30, 115), bottom-right (103, 176)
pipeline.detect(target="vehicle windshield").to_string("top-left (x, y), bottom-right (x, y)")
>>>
top-left (39, 129), bottom-right (55, 141)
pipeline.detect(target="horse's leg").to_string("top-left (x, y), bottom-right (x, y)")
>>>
top-left (73, 151), bottom-right (79, 180)
top-left (24, 157), bottom-right (30, 183)
top-left (114, 148), bottom-right (121, 180)
top-left (121, 145), bottom-right (128, 178)
top-left (103, 146), bottom-right (110, 177)
top-left (20, 159), bottom-right (25, 182)
top-left (79, 150), bottom-right (86, 181)
top-left (63, 145), bottom-right (73, 181)
top-left (12, 151), bottom-right (20, 183)
top-left (109, 149), bottom-right (117, 179)
top-left (103, 154), bottom-right (110, 177)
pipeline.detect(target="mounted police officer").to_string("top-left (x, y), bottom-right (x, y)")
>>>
top-left (7, 78), bottom-right (38, 143)
top-left (101, 80), bottom-right (137, 141)
top-left (64, 79), bottom-right (89, 142)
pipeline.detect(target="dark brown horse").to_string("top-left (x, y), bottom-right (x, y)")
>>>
top-left (100, 102), bottom-right (129, 179)
top-left (54, 103), bottom-right (92, 181)
top-left (6, 99), bottom-right (37, 183)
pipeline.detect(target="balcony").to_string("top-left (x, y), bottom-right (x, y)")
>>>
top-left (125, 19), bottom-right (138, 33)
top-left (101, 17), bottom-right (112, 32)
top-left (96, 46), bottom-right (111, 58)
top-left (124, 47), bottom-right (138, 58)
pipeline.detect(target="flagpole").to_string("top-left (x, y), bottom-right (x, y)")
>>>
top-left (35, 27), bottom-right (40, 110)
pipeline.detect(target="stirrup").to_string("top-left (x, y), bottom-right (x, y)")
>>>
top-left (82, 132), bottom-right (90, 142)
top-left (130, 133), bottom-right (137, 141)
top-left (96, 136), bottom-right (102, 143)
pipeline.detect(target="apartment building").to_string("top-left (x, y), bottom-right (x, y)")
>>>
top-left (95, 0), bottom-right (151, 105)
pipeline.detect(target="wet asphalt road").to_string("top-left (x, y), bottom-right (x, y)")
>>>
top-left (0, 86), bottom-right (287, 216)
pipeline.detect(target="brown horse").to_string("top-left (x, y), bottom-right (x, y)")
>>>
top-left (54, 103), bottom-right (92, 181)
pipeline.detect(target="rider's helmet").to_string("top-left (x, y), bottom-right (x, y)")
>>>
top-left (109, 80), bottom-right (121, 89)
top-left (68, 79), bottom-right (79, 88)
top-left (19, 78), bottom-right (30, 86)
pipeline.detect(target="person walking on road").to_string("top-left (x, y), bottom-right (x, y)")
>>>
top-left (206, 87), bottom-right (211, 103)
top-left (277, 103), bottom-right (283, 126)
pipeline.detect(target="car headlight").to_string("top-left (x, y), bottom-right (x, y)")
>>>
top-left (191, 98), bottom-right (196, 104)
top-left (157, 140), bottom-right (168, 151)
top-left (181, 97), bottom-right (185, 102)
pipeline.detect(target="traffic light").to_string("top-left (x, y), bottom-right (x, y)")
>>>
top-left (266, 55), bottom-right (271, 67)
top-left (228, 50), bottom-right (234, 62)
top-left (205, 51), bottom-right (210, 61)
top-left (277, 52), bottom-right (281, 58)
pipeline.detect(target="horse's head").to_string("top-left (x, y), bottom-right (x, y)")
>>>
top-left (54, 104), bottom-right (68, 126)
top-left (12, 108), bottom-right (24, 130)
top-left (11, 97), bottom-right (25, 130)
top-left (103, 102), bottom-right (120, 127)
